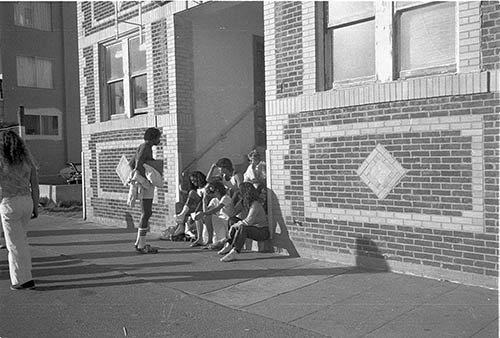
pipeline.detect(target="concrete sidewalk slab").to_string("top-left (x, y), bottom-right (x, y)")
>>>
top-left (1, 215), bottom-right (498, 338)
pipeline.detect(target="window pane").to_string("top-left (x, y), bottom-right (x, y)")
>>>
top-left (33, 2), bottom-right (52, 31)
top-left (17, 56), bottom-right (36, 87)
top-left (333, 20), bottom-right (375, 82)
top-left (399, 2), bottom-right (455, 71)
top-left (108, 81), bottom-right (124, 115)
top-left (328, 1), bottom-right (374, 27)
top-left (35, 58), bottom-right (53, 88)
top-left (24, 115), bottom-right (40, 135)
top-left (129, 36), bottom-right (146, 74)
top-left (106, 43), bottom-right (123, 81)
top-left (42, 115), bottom-right (58, 135)
top-left (132, 74), bottom-right (148, 110)
top-left (14, 3), bottom-right (33, 28)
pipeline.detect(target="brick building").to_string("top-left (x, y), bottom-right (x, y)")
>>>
top-left (0, 2), bottom-right (81, 183)
top-left (77, 1), bottom-right (499, 288)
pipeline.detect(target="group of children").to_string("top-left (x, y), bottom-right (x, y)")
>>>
top-left (166, 150), bottom-right (268, 262)
top-left (131, 128), bottom-right (269, 262)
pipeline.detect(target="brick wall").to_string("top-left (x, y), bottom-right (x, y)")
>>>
top-left (274, 1), bottom-right (303, 99)
top-left (80, 1), bottom-right (162, 37)
top-left (152, 19), bottom-right (169, 115)
top-left (459, 2), bottom-right (481, 72)
top-left (174, 16), bottom-right (196, 168)
top-left (88, 128), bottom-right (169, 228)
top-left (82, 46), bottom-right (96, 124)
top-left (269, 89), bottom-right (499, 288)
top-left (481, 1), bottom-right (500, 70)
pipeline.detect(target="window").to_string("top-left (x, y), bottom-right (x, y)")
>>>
top-left (326, 2), bottom-right (375, 84)
top-left (16, 56), bottom-right (53, 89)
top-left (396, 2), bottom-right (456, 78)
top-left (100, 35), bottom-right (148, 120)
top-left (318, 1), bottom-right (457, 90)
top-left (25, 114), bottom-right (59, 137)
top-left (14, 2), bottom-right (52, 31)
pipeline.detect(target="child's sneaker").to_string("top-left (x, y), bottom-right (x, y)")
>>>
top-left (218, 242), bottom-right (232, 255)
top-left (220, 248), bottom-right (238, 262)
top-left (10, 280), bottom-right (36, 290)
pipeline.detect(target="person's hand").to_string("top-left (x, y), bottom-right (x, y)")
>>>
top-left (231, 223), bottom-right (241, 231)
top-left (31, 206), bottom-right (38, 219)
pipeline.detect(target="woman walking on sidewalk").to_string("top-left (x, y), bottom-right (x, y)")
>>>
top-left (0, 129), bottom-right (39, 290)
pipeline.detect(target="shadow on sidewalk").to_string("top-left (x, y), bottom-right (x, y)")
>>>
top-left (27, 228), bottom-right (136, 237)
top-left (30, 264), bottom-right (367, 291)
top-left (31, 239), bottom-right (132, 247)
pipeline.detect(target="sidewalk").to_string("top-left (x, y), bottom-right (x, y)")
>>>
top-left (1, 214), bottom-right (498, 338)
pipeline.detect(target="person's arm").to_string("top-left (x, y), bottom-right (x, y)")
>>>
top-left (196, 202), bottom-right (224, 220)
top-left (30, 164), bottom-right (39, 219)
top-left (234, 172), bottom-right (243, 187)
top-left (206, 163), bottom-right (217, 180)
top-left (134, 145), bottom-right (148, 177)
top-left (233, 201), bottom-right (262, 229)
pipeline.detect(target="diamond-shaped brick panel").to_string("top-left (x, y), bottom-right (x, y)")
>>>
top-left (357, 144), bottom-right (407, 200)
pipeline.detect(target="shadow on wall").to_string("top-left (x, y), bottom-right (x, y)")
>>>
top-left (355, 236), bottom-right (390, 272)
top-left (266, 188), bottom-right (299, 257)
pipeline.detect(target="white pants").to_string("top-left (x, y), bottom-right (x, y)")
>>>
top-left (1, 195), bottom-right (33, 286)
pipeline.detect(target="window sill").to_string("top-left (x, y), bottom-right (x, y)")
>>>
top-left (110, 113), bottom-right (127, 120)
top-left (399, 64), bottom-right (456, 80)
top-left (132, 108), bottom-right (150, 116)
top-left (332, 75), bottom-right (376, 90)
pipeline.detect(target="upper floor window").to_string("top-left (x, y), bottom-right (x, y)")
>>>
top-left (14, 2), bottom-right (52, 31)
top-left (396, 2), bottom-right (456, 79)
top-left (327, 2), bottom-right (375, 84)
top-left (100, 35), bottom-right (148, 120)
top-left (318, 1), bottom-right (457, 89)
top-left (16, 56), bottom-right (54, 89)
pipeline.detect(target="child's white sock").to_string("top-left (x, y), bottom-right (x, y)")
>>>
top-left (135, 228), bottom-right (147, 249)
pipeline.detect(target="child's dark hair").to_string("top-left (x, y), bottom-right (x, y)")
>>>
top-left (2, 130), bottom-right (28, 165)
top-left (207, 179), bottom-right (226, 196)
top-left (189, 171), bottom-right (207, 190)
top-left (239, 182), bottom-right (260, 209)
top-left (144, 127), bottom-right (161, 141)
top-left (215, 158), bottom-right (233, 172)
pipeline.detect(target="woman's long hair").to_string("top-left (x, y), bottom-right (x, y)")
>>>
top-left (239, 182), bottom-right (260, 209)
top-left (2, 130), bottom-right (28, 166)
top-left (189, 171), bottom-right (207, 190)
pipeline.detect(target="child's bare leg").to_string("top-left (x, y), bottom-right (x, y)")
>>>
top-left (191, 219), bottom-right (204, 245)
top-left (204, 216), bottom-right (214, 245)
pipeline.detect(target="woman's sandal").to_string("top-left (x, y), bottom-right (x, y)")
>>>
top-left (190, 241), bottom-right (203, 247)
top-left (135, 244), bottom-right (158, 254)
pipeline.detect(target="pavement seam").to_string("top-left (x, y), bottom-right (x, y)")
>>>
top-left (468, 317), bottom-right (499, 338)
top-left (356, 282), bottom-right (463, 338)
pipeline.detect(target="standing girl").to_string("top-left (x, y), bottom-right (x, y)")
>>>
top-left (0, 129), bottom-right (39, 290)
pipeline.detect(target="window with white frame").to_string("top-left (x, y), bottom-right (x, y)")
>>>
top-left (100, 35), bottom-right (148, 120)
top-left (14, 2), bottom-right (52, 31)
top-left (326, 1), bottom-right (375, 84)
top-left (16, 56), bottom-right (53, 89)
top-left (318, 1), bottom-right (457, 89)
